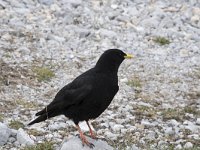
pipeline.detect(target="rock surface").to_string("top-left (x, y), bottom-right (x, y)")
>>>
top-left (60, 136), bottom-right (113, 150)
top-left (0, 123), bottom-right (11, 146)
top-left (17, 128), bottom-right (34, 146)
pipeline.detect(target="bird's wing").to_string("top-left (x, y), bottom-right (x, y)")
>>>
top-left (54, 80), bottom-right (93, 105)
top-left (35, 75), bottom-right (93, 116)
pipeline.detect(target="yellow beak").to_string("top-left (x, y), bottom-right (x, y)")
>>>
top-left (124, 54), bottom-right (134, 59)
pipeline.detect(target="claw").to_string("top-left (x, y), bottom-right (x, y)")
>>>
top-left (76, 124), bottom-right (95, 148)
top-left (81, 139), bottom-right (94, 148)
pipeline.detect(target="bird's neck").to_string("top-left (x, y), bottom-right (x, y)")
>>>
top-left (95, 63), bottom-right (119, 74)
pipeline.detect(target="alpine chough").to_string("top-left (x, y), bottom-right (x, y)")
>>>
top-left (28, 49), bottom-right (133, 147)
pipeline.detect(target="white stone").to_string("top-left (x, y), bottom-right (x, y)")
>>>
top-left (179, 49), bottom-right (189, 57)
top-left (120, 78), bottom-right (128, 83)
top-left (141, 119), bottom-right (154, 127)
top-left (0, 123), bottom-right (11, 146)
top-left (169, 119), bottom-right (179, 126)
top-left (191, 15), bottom-right (199, 24)
top-left (196, 118), bottom-right (200, 125)
top-left (131, 144), bottom-right (140, 150)
top-left (175, 144), bottom-right (182, 149)
top-left (17, 128), bottom-right (34, 146)
top-left (184, 142), bottom-right (193, 149)
top-left (165, 127), bottom-right (175, 135)
top-left (60, 136), bottom-right (113, 150)
top-left (137, 102), bottom-right (152, 107)
top-left (111, 4), bottom-right (118, 9)
top-left (146, 131), bottom-right (155, 139)
top-left (184, 121), bottom-right (199, 133)
top-left (112, 124), bottom-right (124, 132)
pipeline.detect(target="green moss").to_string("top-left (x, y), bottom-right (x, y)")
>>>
top-left (127, 77), bottom-right (142, 88)
top-left (28, 129), bottom-right (45, 136)
top-left (133, 105), bottom-right (157, 119)
top-left (15, 99), bottom-right (38, 109)
top-left (22, 141), bottom-right (54, 150)
top-left (153, 36), bottom-right (170, 46)
top-left (9, 120), bottom-right (24, 130)
top-left (162, 108), bottom-right (183, 121)
top-left (0, 113), bottom-right (4, 122)
top-left (184, 106), bottom-right (199, 114)
top-left (33, 67), bottom-right (55, 82)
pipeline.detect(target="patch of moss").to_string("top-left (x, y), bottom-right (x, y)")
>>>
top-left (153, 36), bottom-right (170, 46)
top-left (9, 120), bottom-right (24, 130)
top-left (0, 113), bottom-right (4, 122)
top-left (22, 141), bottom-right (54, 150)
top-left (33, 67), bottom-right (55, 82)
top-left (28, 129), bottom-right (46, 136)
top-left (127, 77), bottom-right (142, 88)
top-left (184, 106), bottom-right (200, 117)
top-left (15, 99), bottom-right (38, 108)
top-left (162, 108), bottom-right (183, 121)
top-left (133, 105), bottom-right (157, 119)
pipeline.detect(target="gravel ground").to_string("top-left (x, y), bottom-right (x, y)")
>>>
top-left (0, 0), bottom-right (200, 149)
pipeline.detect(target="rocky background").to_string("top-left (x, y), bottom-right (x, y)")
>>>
top-left (0, 0), bottom-right (200, 149)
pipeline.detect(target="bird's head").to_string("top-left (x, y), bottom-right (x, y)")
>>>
top-left (95, 49), bottom-right (133, 73)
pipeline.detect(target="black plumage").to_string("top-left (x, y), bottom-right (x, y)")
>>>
top-left (28, 49), bottom-right (133, 147)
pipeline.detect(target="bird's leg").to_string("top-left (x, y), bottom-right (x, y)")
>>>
top-left (86, 121), bottom-right (97, 139)
top-left (76, 124), bottom-right (94, 148)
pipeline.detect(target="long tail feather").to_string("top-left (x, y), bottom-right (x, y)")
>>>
top-left (28, 106), bottom-right (63, 125)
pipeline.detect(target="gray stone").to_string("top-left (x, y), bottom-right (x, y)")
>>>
top-left (165, 127), bottom-right (175, 135)
top-left (62, 0), bottom-right (82, 8)
top-left (98, 29), bottom-right (117, 38)
top-left (196, 118), bottom-right (200, 125)
top-left (0, 123), bottom-right (11, 146)
top-left (17, 128), bottom-right (34, 146)
top-left (38, 0), bottom-right (54, 5)
top-left (60, 136), bottom-right (113, 150)
top-left (140, 17), bottom-right (160, 28)
top-left (131, 144), bottom-right (140, 150)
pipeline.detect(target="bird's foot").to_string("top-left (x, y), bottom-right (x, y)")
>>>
top-left (89, 129), bottom-right (97, 140)
top-left (80, 136), bottom-right (94, 148)
top-left (89, 133), bottom-right (98, 140)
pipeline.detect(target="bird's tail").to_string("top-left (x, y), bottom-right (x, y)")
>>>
top-left (28, 103), bottom-right (63, 126)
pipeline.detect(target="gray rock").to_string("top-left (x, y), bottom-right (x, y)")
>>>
top-left (17, 128), bottom-right (34, 146)
top-left (111, 124), bottom-right (124, 132)
top-left (60, 136), bottom-right (113, 150)
top-left (8, 137), bottom-right (16, 143)
top-left (131, 144), bottom-right (140, 150)
top-left (184, 121), bottom-right (199, 133)
top-left (38, 0), bottom-right (54, 5)
top-left (62, 0), bottom-right (82, 8)
top-left (98, 29), bottom-right (117, 38)
top-left (141, 119), bottom-right (154, 127)
top-left (0, 0), bottom-right (7, 8)
top-left (0, 123), bottom-right (11, 146)
top-left (165, 127), bottom-right (175, 135)
top-left (140, 17), bottom-right (160, 28)
top-left (196, 118), bottom-right (200, 125)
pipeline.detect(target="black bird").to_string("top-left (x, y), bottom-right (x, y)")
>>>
top-left (28, 49), bottom-right (133, 147)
